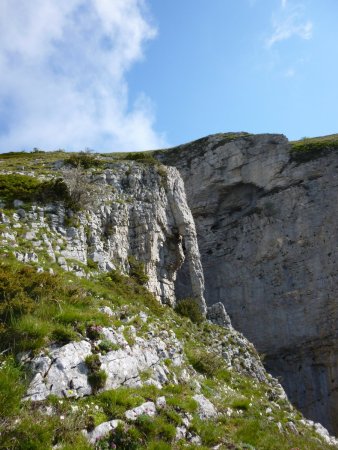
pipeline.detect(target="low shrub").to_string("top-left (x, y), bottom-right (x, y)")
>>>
top-left (85, 354), bottom-right (107, 393)
top-left (231, 397), bottom-right (250, 410)
top-left (66, 151), bottom-right (102, 169)
top-left (87, 369), bottom-right (107, 393)
top-left (11, 315), bottom-right (53, 352)
top-left (187, 348), bottom-right (225, 377)
top-left (99, 423), bottom-right (142, 450)
top-left (61, 166), bottom-right (104, 210)
top-left (86, 324), bottom-right (103, 340)
top-left (37, 178), bottom-right (70, 204)
top-left (85, 354), bottom-right (101, 372)
top-left (124, 152), bottom-right (157, 165)
top-left (0, 174), bottom-right (70, 206)
top-left (175, 298), bottom-right (204, 324)
top-left (98, 339), bottom-right (120, 354)
top-left (0, 174), bottom-right (41, 203)
top-left (51, 324), bottom-right (78, 345)
top-left (191, 418), bottom-right (226, 446)
top-left (0, 262), bottom-right (107, 353)
top-left (166, 394), bottom-right (198, 413)
top-left (136, 415), bottom-right (176, 442)
top-left (87, 258), bottom-right (98, 270)
top-left (128, 256), bottom-right (149, 285)
top-left (97, 388), bottom-right (145, 419)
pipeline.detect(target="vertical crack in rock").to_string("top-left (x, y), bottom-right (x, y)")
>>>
top-left (165, 167), bottom-right (207, 314)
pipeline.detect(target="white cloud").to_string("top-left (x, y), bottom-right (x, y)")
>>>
top-left (265, 2), bottom-right (313, 48)
top-left (0, 0), bottom-right (166, 152)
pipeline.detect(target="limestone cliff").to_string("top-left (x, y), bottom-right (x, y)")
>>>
top-left (157, 133), bottom-right (338, 435)
top-left (0, 161), bottom-right (205, 311)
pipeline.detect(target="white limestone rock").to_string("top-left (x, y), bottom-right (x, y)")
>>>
top-left (25, 341), bottom-right (92, 401)
top-left (125, 401), bottom-right (156, 421)
top-left (98, 306), bottom-right (114, 317)
top-left (25, 328), bottom-right (184, 401)
top-left (193, 394), bottom-right (218, 419)
top-left (155, 396), bottom-right (166, 409)
top-left (84, 419), bottom-right (123, 444)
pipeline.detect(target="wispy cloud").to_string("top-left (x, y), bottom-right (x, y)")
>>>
top-left (265, 2), bottom-right (313, 48)
top-left (0, 0), bottom-right (166, 152)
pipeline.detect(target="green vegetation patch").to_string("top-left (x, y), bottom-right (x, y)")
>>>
top-left (0, 174), bottom-right (70, 206)
top-left (186, 346), bottom-right (226, 377)
top-left (290, 134), bottom-right (338, 162)
top-left (0, 262), bottom-right (106, 353)
top-left (123, 151), bottom-right (158, 165)
top-left (0, 244), bottom-right (335, 449)
top-left (0, 357), bottom-right (26, 419)
top-left (128, 255), bottom-right (149, 285)
top-left (66, 151), bottom-right (103, 169)
top-left (175, 298), bottom-right (204, 324)
top-left (85, 354), bottom-right (107, 393)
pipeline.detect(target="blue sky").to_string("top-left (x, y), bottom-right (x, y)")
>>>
top-left (0, 0), bottom-right (337, 152)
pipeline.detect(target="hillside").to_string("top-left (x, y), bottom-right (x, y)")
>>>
top-left (0, 137), bottom-right (337, 449)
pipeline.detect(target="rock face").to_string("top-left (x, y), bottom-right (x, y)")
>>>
top-left (0, 162), bottom-right (206, 310)
top-left (157, 133), bottom-right (338, 434)
top-left (82, 164), bottom-right (205, 310)
top-left (24, 324), bottom-right (184, 401)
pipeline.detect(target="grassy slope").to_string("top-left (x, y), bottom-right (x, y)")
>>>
top-left (0, 258), bottom-right (334, 450)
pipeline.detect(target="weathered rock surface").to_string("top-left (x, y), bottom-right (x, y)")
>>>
top-left (24, 326), bottom-right (184, 401)
top-left (125, 401), bottom-right (156, 421)
top-left (25, 341), bottom-right (92, 401)
top-left (193, 394), bottom-right (218, 419)
top-left (158, 133), bottom-right (338, 434)
top-left (84, 419), bottom-right (122, 444)
top-left (0, 163), bottom-right (206, 310)
top-left (207, 302), bottom-right (232, 329)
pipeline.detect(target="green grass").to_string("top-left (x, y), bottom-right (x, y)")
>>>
top-left (97, 387), bottom-right (146, 419)
top-left (0, 174), bottom-right (70, 207)
top-left (66, 152), bottom-right (103, 169)
top-left (175, 298), bottom-right (204, 324)
top-left (124, 152), bottom-right (158, 165)
top-left (128, 255), bottom-right (149, 285)
top-left (0, 259), bottom-right (162, 355)
top-left (290, 134), bottom-right (338, 161)
top-left (186, 346), bottom-right (225, 377)
top-left (0, 220), bottom-right (336, 449)
top-left (0, 357), bottom-right (26, 419)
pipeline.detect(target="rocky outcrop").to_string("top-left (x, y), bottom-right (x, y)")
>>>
top-left (0, 162), bottom-right (206, 310)
top-left (165, 167), bottom-right (206, 313)
top-left (24, 321), bottom-right (184, 401)
top-left (158, 133), bottom-right (338, 434)
top-left (24, 305), bottom-right (271, 403)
